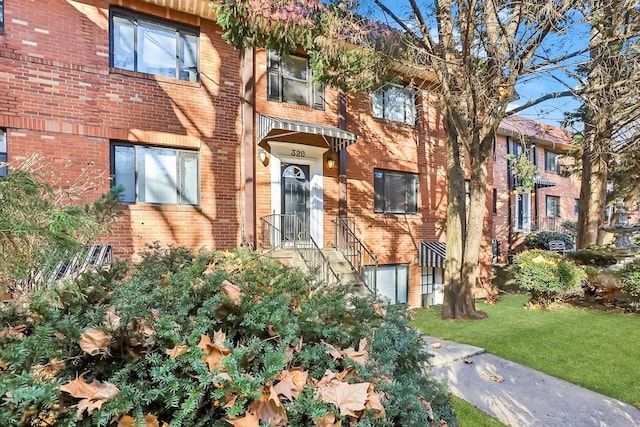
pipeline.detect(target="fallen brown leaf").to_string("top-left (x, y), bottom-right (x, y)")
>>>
top-left (251, 386), bottom-right (288, 426)
top-left (226, 408), bottom-right (260, 427)
top-left (31, 359), bottom-right (65, 381)
top-left (365, 384), bottom-right (385, 419)
top-left (0, 325), bottom-right (26, 339)
top-left (313, 413), bottom-right (342, 427)
top-left (198, 330), bottom-right (231, 371)
top-left (60, 374), bottom-right (118, 420)
top-left (316, 371), bottom-right (370, 418)
top-left (221, 280), bottom-right (242, 305)
top-left (79, 328), bottom-right (111, 356)
top-left (430, 342), bottom-right (443, 349)
top-left (273, 368), bottom-right (308, 401)
top-left (165, 344), bottom-right (190, 359)
top-left (481, 372), bottom-right (504, 382)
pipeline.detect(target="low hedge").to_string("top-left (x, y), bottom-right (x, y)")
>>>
top-left (0, 247), bottom-right (455, 426)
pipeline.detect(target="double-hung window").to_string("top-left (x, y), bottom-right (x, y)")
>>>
top-left (0, 0), bottom-right (4, 33)
top-left (0, 129), bottom-right (7, 177)
top-left (546, 195), bottom-right (561, 218)
top-left (267, 51), bottom-right (324, 109)
top-left (372, 84), bottom-right (416, 125)
top-left (110, 8), bottom-right (199, 82)
top-left (374, 169), bottom-right (418, 214)
top-left (545, 150), bottom-right (561, 174)
top-left (112, 143), bottom-right (199, 205)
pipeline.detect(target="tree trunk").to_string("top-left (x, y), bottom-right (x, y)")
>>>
top-left (577, 143), bottom-right (608, 249)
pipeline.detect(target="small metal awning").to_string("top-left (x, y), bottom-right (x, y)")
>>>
top-left (257, 113), bottom-right (357, 152)
top-left (420, 241), bottom-right (446, 268)
top-left (534, 178), bottom-right (556, 188)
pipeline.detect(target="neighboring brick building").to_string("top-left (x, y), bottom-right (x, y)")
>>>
top-left (1, 0), bottom-right (493, 307)
top-left (492, 116), bottom-right (580, 263)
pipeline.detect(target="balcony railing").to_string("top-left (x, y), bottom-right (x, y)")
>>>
top-left (260, 213), bottom-right (338, 285)
top-left (333, 216), bottom-right (377, 294)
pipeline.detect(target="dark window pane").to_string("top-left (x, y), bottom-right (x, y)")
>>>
top-left (268, 71), bottom-right (281, 101)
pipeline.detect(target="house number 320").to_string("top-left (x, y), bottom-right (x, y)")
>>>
top-left (291, 149), bottom-right (306, 157)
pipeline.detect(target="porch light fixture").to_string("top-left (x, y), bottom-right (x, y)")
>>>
top-left (258, 148), bottom-right (268, 166)
top-left (327, 157), bottom-right (336, 169)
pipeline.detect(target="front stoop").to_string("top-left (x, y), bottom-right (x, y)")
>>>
top-left (265, 248), bottom-right (369, 293)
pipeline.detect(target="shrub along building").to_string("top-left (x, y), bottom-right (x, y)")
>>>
top-left (492, 116), bottom-right (581, 263)
top-left (0, 0), bottom-right (493, 307)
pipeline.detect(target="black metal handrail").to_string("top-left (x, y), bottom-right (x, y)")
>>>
top-left (260, 213), bottom-right (339, 285)
top-left (333, 216), bottom-right (378, 294)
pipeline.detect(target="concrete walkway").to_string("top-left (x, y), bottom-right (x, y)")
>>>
top-left (422, 336), bottom-right (640, 426)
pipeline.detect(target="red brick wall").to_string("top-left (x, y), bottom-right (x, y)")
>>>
top-left (492, 133), bottom-right (580, 262)
top-left (0, 0), bottom-right (243, 257)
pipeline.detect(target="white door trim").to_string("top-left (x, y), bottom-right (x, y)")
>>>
top-left (267, 141), bottom-right (328, 247)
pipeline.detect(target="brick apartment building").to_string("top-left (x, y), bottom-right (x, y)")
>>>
top-left (492, 116), bottom-right (581, 263)
top-left (0, 0), bottom-right (493, 307)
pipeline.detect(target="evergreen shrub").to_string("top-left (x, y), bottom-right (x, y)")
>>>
top-left (510, 250), bottom-right (587, 307)
top-left (619, 259), bottom-right (640, 311)
top-left (523, 231), bottom-right (574, 251)
top-left (0, 246), bottom-right (455, 426)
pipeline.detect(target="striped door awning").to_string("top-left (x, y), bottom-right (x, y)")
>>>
top-left (257, 113), bottom-right (357, 152)
top-left (420, 241), bottom-right (446, 268)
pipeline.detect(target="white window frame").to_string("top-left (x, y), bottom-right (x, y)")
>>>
top-left (111, 143), bottom-right (199, 206)
top-left (372, 84), bottom-right (416, 125)
top-left (110, 8), bottom-right (199, 82)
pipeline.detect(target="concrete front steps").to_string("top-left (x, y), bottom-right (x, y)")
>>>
top-left (265, 247), bottom-right (370, 294)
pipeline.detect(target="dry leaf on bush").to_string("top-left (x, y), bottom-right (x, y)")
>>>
top-left (226, 408), bottom-right (260, 427)
top-left (0, 324), bottom-right (26, 339)
top-left (0, 359), bottom-right (7, 370)
top-left (313, 413), bottom-right (342, 427)
top-left (322, 341), bottom-right (344, 361)
top-left (251, 386), bottom-right (288, 426)
top-left (365, 384), bottom-right (385, 419)
top-left (221, 279), bottom-right (242, 305)
top-left (118, 413), bottom-right (167, 427)
top-left (316, 371), bottom-right (370, 417)
top-left (198, 330), bottom-right (231, 371)
top-left (165, 344), bottom-right (190, 359)
top-left (79, 327), bottom-right (111, 356)
top-left (31, 359), bottom-right (65, 381)
top-left (60, 375), bottom-right (118, 420)
top-left (273, 368), bottom-right (308, 401)
top-left (342, 338), bottom-right (368, 365)
top-left (103, 306), bottom-right (121, 328)
top-left (419, 397), bottom-right (434, 420)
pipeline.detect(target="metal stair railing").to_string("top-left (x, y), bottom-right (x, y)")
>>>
top-left (333, 216), bottom-right (377, 294)
top-left (260, 213), bottom-right (339, 285)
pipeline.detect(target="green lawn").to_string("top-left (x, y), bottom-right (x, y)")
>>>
top-left (412, 293), bottom-right (640, 408)
top-left (452, 396), bottom-right (506, 426)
